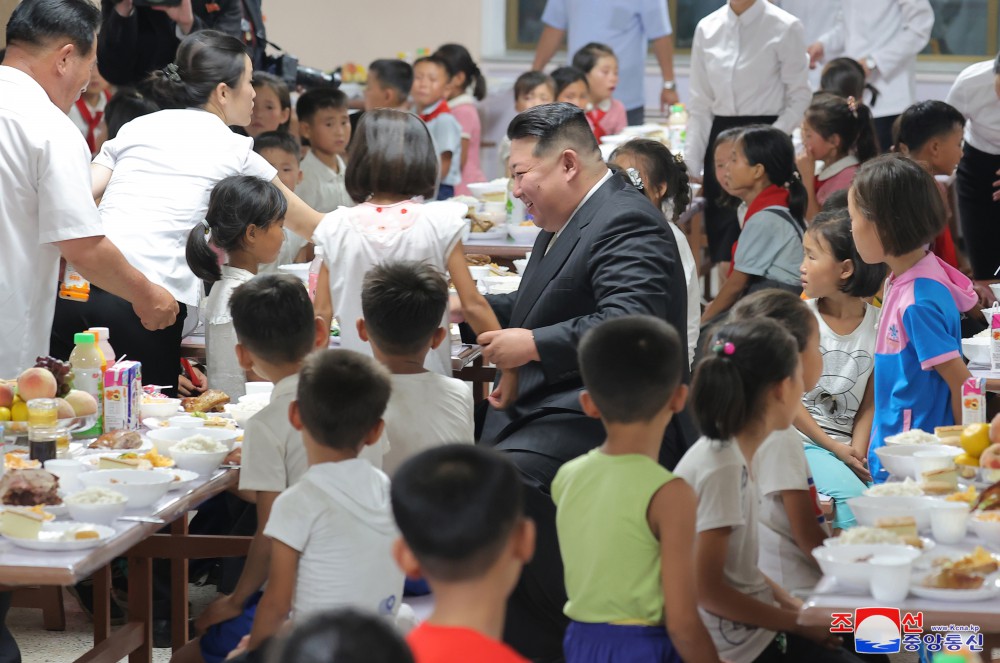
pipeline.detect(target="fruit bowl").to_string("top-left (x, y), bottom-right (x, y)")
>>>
top-left (1, 415), bottom-right (98, 443)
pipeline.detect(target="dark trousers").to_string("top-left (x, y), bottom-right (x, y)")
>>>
top-left (873, 114), bottom-right (899, 154)
top-left (626, 106), bottom-right (644, 126)
top-left (702, 115), bottom-right (778, 263)
top-left (752, 632), bottom-right (871, 663)
top-left (0, 593), bottom-right (19, 663)
top-left (51, 288), bottom-right (188, 396)
top-left (956, 143), bottom-right (1000, 279)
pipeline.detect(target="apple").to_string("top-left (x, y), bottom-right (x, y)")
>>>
top-left (980, 443), bottom-right (1000, 470)
top-left (64, 390), bottom-right (97, 417)
top-left (0, 383), bottom-right (13, 409)
top-left (17, 367), bottom-right (57, 401)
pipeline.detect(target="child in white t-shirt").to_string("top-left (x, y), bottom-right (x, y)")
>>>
top-left (185, 177), bottom-right (288, 401)
top-left (674, 318), bottom-right (856, 663)
top-left (248, 349), bottom-right (404, 651)
top-left (411, 56), bottom-right (463, 199)
top-left (296, 89), bottom-right (353, 213)
top-left (358, 261), bottom-right (474, 476)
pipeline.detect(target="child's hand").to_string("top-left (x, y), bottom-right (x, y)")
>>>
top-left (225, 635), bottom-right (251, 660)
top-left (195, 594), bottom-right (243, 634)
top-left (795, 146), bottom-right (816, 182)
top-left (489, 370), bottom-right (519, 410)
top-left (833, 445), bottom-right (871, 483)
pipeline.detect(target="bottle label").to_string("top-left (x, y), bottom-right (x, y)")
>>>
top-left (59, 264), bottom-right (91, 302)
top-left (73, 368), bottom-right (104, 436)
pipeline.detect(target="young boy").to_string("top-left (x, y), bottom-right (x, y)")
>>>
top-left (253, 132), bottom-right (310, 270)
top-left (364, 59), bottom-right (413, 111)
top-left (499, 71), bottom-right (556, 171)
top-left (411, 55), bottom-right (462, 199)
top-left (248, 348), bottom-right (404, 650)
top-left (552, 316), bottom-right (720, 663)
top-left (358, 261), bottom-right (474, 475)
top-left (296, 88), bottom-right (353, 212)
top-left (174, 274), bottom-right (326, 663)
top-left (393, 445), bottom-right (534, 663)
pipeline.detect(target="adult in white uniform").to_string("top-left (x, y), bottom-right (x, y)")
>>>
top-left (813, 0), bottom-right (934, 152)
top-left (0, 0), bottom-right (177, 380)
top-left (773, 0), bottom-right (842, 88)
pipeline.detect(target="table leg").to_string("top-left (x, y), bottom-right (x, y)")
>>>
top-left (128, 556), bottom-right (152, 663)
top-left (92, 565), bottom-right (111, 645)
top-left (171, 517), bottom-right (190, 651)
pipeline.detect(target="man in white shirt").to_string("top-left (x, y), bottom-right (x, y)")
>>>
top-left (0, 0), bottom-right (178, 378)
top-left (773, 0), bottom-right (842, 88)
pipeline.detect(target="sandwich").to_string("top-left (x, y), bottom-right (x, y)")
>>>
top-left (181, 389), bottom-right (230, 414)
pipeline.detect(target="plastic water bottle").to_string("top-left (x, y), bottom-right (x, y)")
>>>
top-left (87, 327), bottom-right (116, 370)
top-left (668, 104), bottom-right (689, 155)
top-left (307, 247), bottom-right (325, 301)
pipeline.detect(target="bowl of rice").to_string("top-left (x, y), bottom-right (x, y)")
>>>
top-left (864, 477), bottom-right (925, 497)
top-left (77, 470), bottom-right (173, 508)
top-left (824, 527), bottom-right (935, 552)
top-left (875, 444), bottom-right (963, 480)
top-left (962, 336), bottom-right (990, 366)
top-left (148, 427), bottom-right (239, 455)
top-left (884, 429), bottom-right (941, 447)
top-left (847, 495), bottom-right (937, 530)
top-left (169, 436), bottom-right (229, 476)
top-left (64, 487), bottom-right (127, 524)
top-left (969, 511), bottom-right (1000, 547)
top-left (223, 401), bottom-right (265, 427)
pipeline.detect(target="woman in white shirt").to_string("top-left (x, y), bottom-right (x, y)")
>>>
top-left (51, 30), bottom-right (279, 394)
top-left (686, 0), bottom-right (810, 275)
top-left (946, 52), bottom-right (1000, 281)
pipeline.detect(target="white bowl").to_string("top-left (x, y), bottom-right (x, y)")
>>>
top-left (140, 398), bottom-right (181, 420)
top-left (512, 259), bottom-right (529, 275)
top-left (875, 444), bottom-right (963, 480)
top-left (970, 514), bottom-right (1000, 546)
top-left (169, 449), bottom-right (228, 476)
top-left (847, 495), bottom-right (937, 530)
top-left (812, 544), bottom-right (922, 589)
top-left (168, 415), bottom-right (204, 429)
top-left (990, 284), bottom-right (1000, 303)
top-left (244, 382), bottom-right (273, 396)
top-left (466, 180), bottom-right (507, 199)
top-left (147, 427), bottom-right (239, 454)
top-left (238, 393), bottom-right (271, 406)
top-left (508, 224), bottom-right (541, 244)
top-left (468, 265), bottom-right (491, 281)
top-left (78, 470), bottom-right (173, 509)
top-left (153, 468), bottom-right (199, 492)
top-left (64, 490), bottom-right (127, 525)
top-left (482, 275), bottom-right (522, 295)
top-left (223, 402), bottom-right (265, 427)
top-left (962, 337), bottom-right (990, 365)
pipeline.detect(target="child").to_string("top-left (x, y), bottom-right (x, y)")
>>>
top-left (798, 93), bottom-right (878, 220)
top-left (674, 319), bottom-right (856, 662)
top-left (177, 273), bottom-right (326, 663)
top-left (894, 100), bottom-right (968, 271)
top-left (186, 176), bottom-right (288, 400)
top-left (499, 70), bottom-right (555, 172)
top-left (572, 42), bottom-right (626, 141)
top-left (284, 109), bottom-right (504, 377)
top-left (253, 131), bottom-right (312, 271)
top-left (296, 88), bottom-right (353, 212)
top-left (68, 65), bottom-right (111, 155)
top-left (799, 209), bottom-right (886, 528)
top-left (412, 55), bottom-right (463, 200)
top-left (359, 261), bottom-right (474, 475)
top-left (849, 154), bottom-right (977, 483)
top-left (701, 126), bottom-right (806, 323)
top-left (554, 316), bottom-right (720, 663)
top-left (608, 140), bottom-right (700, 367)
top-left (247, 72), bottom-right (291, 138)
top-left (102, 87), bottom-right (159, 142)
top-left (435, 43), bottom-right (487, 195)
top-left (248, 349), bottom-right (404, 650)
top-left (728, 291), bottom-right (830, 594)
top-left (393, 445), bottom-right (534, 663)
top-left (551, 66), bottom-right (590, 111)
top-left (364, 59), bottom-right (413, 111)
top-left (253, 609), bottom-right (415, 663)
top-left (819, 58), bottom-right (880, 112)
top-left (712, 128), bottom-right (747, 224)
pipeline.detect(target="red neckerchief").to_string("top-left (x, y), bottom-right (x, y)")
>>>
top-left (75, 90), bottom-right (110, 154)
top-left (419, 99), bottom-right (452, 124)
top-left (728, 184), bottom-right (791, 276)
top-left (587, 106), bottom-right (608, 141)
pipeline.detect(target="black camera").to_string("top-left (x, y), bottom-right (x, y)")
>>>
top-left (264, 44), bottom-right (339, 91)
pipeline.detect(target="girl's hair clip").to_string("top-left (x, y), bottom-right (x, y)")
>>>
top-left (625, 167), bottom-right (644, 191)
top-left (673, 152), bottom-right (685, 164)
top-left (846, 95), bottom-right (859, 117)
top-left (712, 340), bottom-right (736, 356)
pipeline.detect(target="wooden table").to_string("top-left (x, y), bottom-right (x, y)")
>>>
top-left (463, 237), bottom-right (534, 259)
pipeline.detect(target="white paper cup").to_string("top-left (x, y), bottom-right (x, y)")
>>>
top-left (929, 502), bottom-right (969, 544)
top-left (244, 382), bottom-right (273, 396)
top-left (44, 459), bottom-right (87, 493)
top-left (914, 450), bottom-right (956, 478)
top-left (869, 555), bottom-right (912, 603)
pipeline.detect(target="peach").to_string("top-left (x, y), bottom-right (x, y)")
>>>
top-left (55, 398), bottom-right (75, 420)
top-left (981, 444), bottom-right (1000, 470)
top-left (64, 390), bottom-right (97, 417)
top-left (0, 383), bottom-right (13, 409)
top-left (17, 367), bottom-right (57, 401)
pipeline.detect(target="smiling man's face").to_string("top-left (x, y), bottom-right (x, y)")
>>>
top-left (508, 138), bottom-right (576, 232)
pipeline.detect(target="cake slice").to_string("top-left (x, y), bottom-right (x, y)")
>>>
top-left (922, 467), bottom-right (959, 494)
top-left (0, 508), bottom-right (46, 540)
top-left (98, 455), bottom-right (152, 471)
top-left (875, 516), bottom-right (920, 546)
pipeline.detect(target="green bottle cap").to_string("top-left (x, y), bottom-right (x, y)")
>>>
top-left (73, 332), bottom-right (96, 345)
top-left (932, 655), bottom-right (967, 663)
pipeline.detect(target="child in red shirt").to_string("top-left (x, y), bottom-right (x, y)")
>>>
top-left (392, 446), bottom-right (534, 663)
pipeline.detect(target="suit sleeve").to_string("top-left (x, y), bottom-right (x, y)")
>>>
top-left (532, 210), bottom-right (681, 383)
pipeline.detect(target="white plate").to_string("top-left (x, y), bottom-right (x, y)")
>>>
top-left (2, 522), bottom-right (115, 551)
top-left (466, 228), bottom-right (508, 242)
top-left (910, 574), bottom-right (1000, 602)
top-left (79, 453), bottom-right (173, 470)
top-left (143, 417), bottom-right (237, 431)
top-left (153, 468), bottom-right (198, 492)
top-left (81, 438), bottom-right (153, 454)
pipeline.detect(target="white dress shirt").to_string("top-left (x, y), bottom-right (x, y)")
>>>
top-left (771, 0), bottom-right (843, 88)
top-left (685, 0), bottom-right (811, 177)
top-left (946, 60), bottom-right (1000, 156)
top-left (819, 0), bottom-right (934, 118)
top-left (0, 66), bottom-right (105, 376)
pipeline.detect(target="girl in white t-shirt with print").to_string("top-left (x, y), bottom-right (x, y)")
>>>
top-left (186, 177), bottom-right (287, 401)
top-left (798, 208), bottom-right (886, 530)
top-left (674, 319), bottom-right (861, 663)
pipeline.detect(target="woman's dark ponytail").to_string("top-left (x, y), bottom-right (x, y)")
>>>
top-left (434, 43), bottom-right (487, 101)
top-left (738, 125), bottom-right (806, 229)
top-left (146, 30), bottom-right (247, 109)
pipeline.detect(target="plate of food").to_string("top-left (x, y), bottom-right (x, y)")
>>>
top-left (910, 546), bottom-right (1000, 601)
top-left (824, 526), bottom-right (935, 552)
top-left (466, 212), bottom-right (507, 242)
top-left (0, 516), bottom-right (114, 551)
top-left (81, 449), bottom-right (174, 470)
top-left (884, 429), bottom-right (942, 447)
top-left (0, 468), bottom-right (65, 514)
top-left (142, 414), bottom-right (236, 430)
top-left (181, 390), bottom-right (230, 415)
top-left (153, 468), bottom-right (198, 492)
top-left (85, 429), bottom-right (151, 453)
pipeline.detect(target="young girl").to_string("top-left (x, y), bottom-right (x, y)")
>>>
top-left (701, 126), bottom-right (806, 323)
top-left (247, 71), bottom-right (291, 138)
top-left (609, 139), bottom-right (700, 367)
top-left (572, 42), bottom-right (626, 141)
top-left (850, 154), bottom-right (978, 483)
top-left (798, 93), bottom-right (878, 220)
top-left (411, 55), bottom-right (463, 200)
top-left (798, 209), bottom-right (885, 528)
top-left (434, 43), bottom-right (486, 196)
top-left (819, 58), bottom-right (880, 111)
top-left (674, 319), bottom-right (856, 663)
top-left (186, 176), bottom-right (287, 399)
top-left (551, 66), bottom-right (590, 111)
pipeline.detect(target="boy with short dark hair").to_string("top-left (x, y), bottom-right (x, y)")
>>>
top-left (393, 445), bottom-right (534, 663)
top-left (176, 273), bottom-right (326, 663)
top-left (296, 88), bottom-right (353, 212)
top-left (364, 59), bottom-right (414, 111)
top-left (248, 348), bottom-right (404, 650)
top-left (253, 132), bottom-right (310, 270)
top-left (499, 71), bottom-right (557, 170)
top-left (358, 261), bottom-right (474, 475)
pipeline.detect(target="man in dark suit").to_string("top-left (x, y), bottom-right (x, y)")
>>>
top-left (476, 102), bottom-right (693, 662)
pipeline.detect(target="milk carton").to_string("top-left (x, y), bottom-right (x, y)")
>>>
top-left (104, 360), bottom-right (142, 431)
top-left (961, 377), bottom-right (986, 425)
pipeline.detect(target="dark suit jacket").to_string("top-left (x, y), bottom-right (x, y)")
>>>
top-left (480, 171), bottom-right (694, 468)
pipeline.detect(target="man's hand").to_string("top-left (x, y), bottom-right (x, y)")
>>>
top-left (478, 329), bottom-right (539, 369)
top-left (807, 42), bottom-right (824, 69)
top-left (195, 594), bottom-right (243, 635)
top-left (832, 444), bottom-right (872, 484)
top-left (660, 87), bottom-right (680, 113)
top-left (132, 284), bottom-right (179, 331)
top-left (154, 0), bottom-right (195, 35)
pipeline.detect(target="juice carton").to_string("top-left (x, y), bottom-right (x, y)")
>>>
top-left (104, 360), bottom-right (142, 431)
top-left (991, 311), bottom-right (1000, 372)
top-left (961, 377), bottom-right (986, 425)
